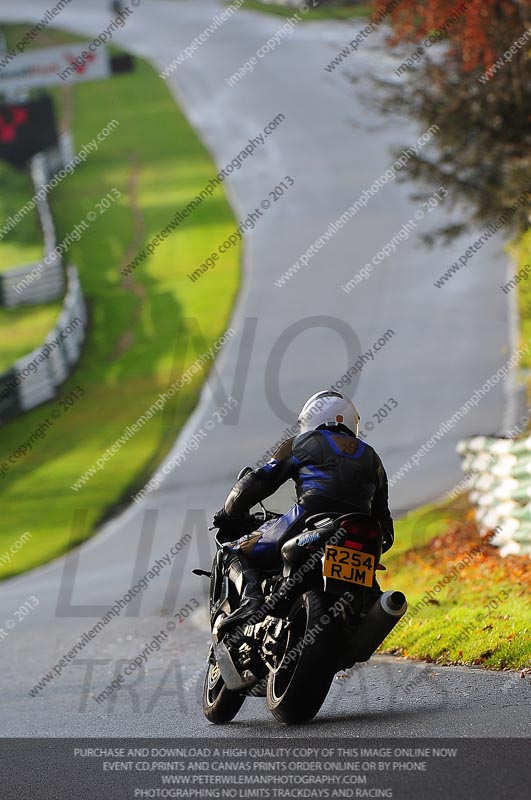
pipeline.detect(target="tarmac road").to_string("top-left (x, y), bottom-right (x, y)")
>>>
top-left (0, 0), bottom-right (528, 744)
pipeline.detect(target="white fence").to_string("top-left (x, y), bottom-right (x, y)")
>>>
top-left (0, 134), bottom-right (88, 425)
top-left (0, 136), bottom-right (73, 308)
top-left (15, 267), bottom-right (87, 411)
top-left (457, 436), bottom-right (531, 556)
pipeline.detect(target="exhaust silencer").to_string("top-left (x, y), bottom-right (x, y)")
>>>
top-left (348, 590), bottom-right (407, 663)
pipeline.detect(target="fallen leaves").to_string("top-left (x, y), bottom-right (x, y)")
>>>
top-left (401, 518), bottom-right (531, 591)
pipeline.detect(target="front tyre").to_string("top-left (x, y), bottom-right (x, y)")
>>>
top-left (266, 590), bottom-right (335, 724)
top-left (202, 658), bottom-right (246, 724)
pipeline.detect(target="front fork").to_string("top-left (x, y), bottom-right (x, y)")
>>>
top-left (209, 548), bottom-right (245, 628)
top-left (209, 550), bottom-right (223, 613)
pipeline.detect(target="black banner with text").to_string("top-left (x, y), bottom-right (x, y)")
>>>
top-left (0, 738), bottom-right (528, 799)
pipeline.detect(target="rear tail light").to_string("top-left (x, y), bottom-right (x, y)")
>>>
top-left (343, 539), bottom-right (363, 550)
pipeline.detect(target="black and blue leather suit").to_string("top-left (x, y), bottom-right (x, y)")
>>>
top-left (223, 426), bottom-right (394, 567)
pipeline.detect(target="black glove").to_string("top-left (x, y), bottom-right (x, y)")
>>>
top-left (212, 508), bottom-right (231, 528)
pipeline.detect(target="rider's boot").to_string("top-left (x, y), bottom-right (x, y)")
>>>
top-left (218, 566), bottom-right (264, 634)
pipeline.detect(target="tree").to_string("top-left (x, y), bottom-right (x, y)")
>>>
top-left (385, 0), bottom-right (531, 73)
top-left (372, 0), bottom-right (531, 241)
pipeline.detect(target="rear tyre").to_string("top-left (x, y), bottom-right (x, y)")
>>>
top-left (202, 658), bottom-right (246, 724)
top-left (266, 590), bottom-right (335, 724)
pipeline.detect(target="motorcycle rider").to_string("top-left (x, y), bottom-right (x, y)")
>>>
top-left (214, 391), bottom-right (394, 632)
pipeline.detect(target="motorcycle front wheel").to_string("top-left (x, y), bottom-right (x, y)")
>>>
top-left (266, 590), bottom-right (335, 724)
top-left (202, 657), bottom-right (246, 724)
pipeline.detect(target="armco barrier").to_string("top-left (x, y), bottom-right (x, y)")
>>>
top-left (0, 142), bottom-right (69, 307)
top-left (0, 134), bottom-right (88, 426)
top-left (457, 435), bottom-right (531, 556)
top-left (0, 267), bottom-right (86, 425)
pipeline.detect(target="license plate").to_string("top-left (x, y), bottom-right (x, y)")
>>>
top-left (323, 545), bottom-right (375, 588)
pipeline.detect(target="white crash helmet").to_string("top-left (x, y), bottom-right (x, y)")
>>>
top-left (298, 391), bottom-right (360, 436)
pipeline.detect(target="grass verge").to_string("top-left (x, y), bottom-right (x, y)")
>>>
top-left (510, 229), bottom-right (531, 370)
top-left (0, 161), bottom-right (43, 271)
top-left (0, 27), bottom-right (240, 579)
top-left (0, 303), bottom-right (62, 373)
top-left (239, 1), bottom-right (371, 21)
top-left (380, 499), bottom-right (531, 670)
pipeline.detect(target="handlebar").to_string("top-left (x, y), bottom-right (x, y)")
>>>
top-left (211, 507), bottom-right (282, 532)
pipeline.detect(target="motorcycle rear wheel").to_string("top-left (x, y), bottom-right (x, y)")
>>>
top-left (266, 590), bottom-right (335, 724)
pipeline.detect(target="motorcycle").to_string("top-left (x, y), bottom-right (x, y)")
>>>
top-left (195, 468), bottom-right (407, 725)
